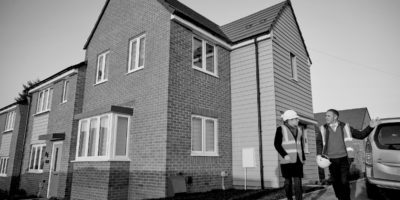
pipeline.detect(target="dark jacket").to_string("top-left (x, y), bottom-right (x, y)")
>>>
top-left (316, 121), bottom-right (374, 155)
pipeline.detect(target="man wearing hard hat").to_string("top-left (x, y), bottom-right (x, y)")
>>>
top-left (274, 110), bottom-right (306, 200)
top-left (316, 109), bottom-right (380, 200)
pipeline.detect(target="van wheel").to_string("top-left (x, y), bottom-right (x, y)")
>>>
top-left (365, 179), bottom-right (379, 198)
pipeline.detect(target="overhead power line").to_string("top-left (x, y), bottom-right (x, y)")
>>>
top-left (310, 48), bottom-right (400, 79)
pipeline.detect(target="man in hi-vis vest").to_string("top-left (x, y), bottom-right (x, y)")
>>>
top-left (274, 110), bottom-right (306, 200)
top-left (316, 109), bottom-right (380, 200)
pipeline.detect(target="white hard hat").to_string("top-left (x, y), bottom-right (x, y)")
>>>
top-left (281, 110), bottom-right (299, 121)
top-left (316, 155), bottom-right (331, 168)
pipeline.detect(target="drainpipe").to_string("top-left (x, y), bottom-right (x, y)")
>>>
top-left (254, 38), bottom-right (265, 190)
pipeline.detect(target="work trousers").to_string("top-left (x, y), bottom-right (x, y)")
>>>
top-left (284, 177), bottom-right (303, 200)
top-left (329, 156), bottom-right (350, 200)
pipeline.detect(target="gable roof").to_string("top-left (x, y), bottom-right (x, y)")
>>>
top-left (84, 0), bottom-right (110, 50)
top-left (158, 0), bottom-right (230, 42)
top-left (314, 108), bottom-right (371, 130)
top-left (84, 0), bottom-right (310, 63)
top-left (0, 102), bottom-right (18, 113)
top-left (28, 61), bottom-right (86, 93)
top-left (221, 1), bottom-right (287, 43)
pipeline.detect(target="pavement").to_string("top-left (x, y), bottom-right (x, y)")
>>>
top-left (277, 178), bottom-right (372, 200)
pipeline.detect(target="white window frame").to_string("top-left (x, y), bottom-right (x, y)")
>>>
top-left (4, 111), bottom-right (16, 132)
top-left (28, 144), bottom-right (46, 173)
top-left (61, 80), bottom-right (69, 103)
top-left (192, 36), bottom-right (218, 77)
top-left (191, 115), bottom-right (219, 157)
top-left (0, 157), bottom-right (9, 176)
top-left (290, 53), bottom-right (298, 81)
top-left (95, 51), bottom-right (110, 84)
top-left (127, 34), bottom-right (146, 73)
top-left (75, 113), bottom-right (130, 162)
top-left (36, 88), bottom-right (53, 114)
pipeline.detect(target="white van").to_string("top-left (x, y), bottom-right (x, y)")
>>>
top-left (365, 118), bottom-right (400, 198)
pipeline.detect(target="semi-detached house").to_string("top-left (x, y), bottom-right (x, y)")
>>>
top-left (0, 0), bottom-right (318, 199)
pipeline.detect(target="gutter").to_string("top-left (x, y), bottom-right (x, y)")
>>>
top-left (254, 38), bottom-right (265, 190)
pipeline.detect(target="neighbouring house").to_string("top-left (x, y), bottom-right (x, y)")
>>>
top-left (314, 107), bottom-right (371, 180)
top-left (0, 102), bottom-right (29, 194)
top-left (18, 62), bottom-right (86, 199)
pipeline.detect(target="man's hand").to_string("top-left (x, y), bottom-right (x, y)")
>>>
top-left (369, 117), bottom-right (381, 128)
top-left (284, 155), bottom-right (291, 161)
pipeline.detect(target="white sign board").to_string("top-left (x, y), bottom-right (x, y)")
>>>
top-left (242, 148), bottom-right (255, 168)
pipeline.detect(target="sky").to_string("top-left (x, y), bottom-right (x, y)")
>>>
top-left (0, 0), bottom-right (399, 118)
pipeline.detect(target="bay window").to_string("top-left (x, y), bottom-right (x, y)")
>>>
top-left (76, 113), bottom-right (130, 161)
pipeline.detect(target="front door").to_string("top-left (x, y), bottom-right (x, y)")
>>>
top-left (48, 141), bottom-right (63, 198)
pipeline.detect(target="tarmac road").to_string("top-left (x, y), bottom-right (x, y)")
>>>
top-left (303, 178), bottom-right (400, 200)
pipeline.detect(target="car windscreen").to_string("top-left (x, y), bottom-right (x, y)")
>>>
top-left (374, 122), bottom-right (400, 150)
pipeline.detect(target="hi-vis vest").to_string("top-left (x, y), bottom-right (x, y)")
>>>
top-left (279, 125), bottom-right (304, 164)
top-left (320, 123), bottom-right (354, 158)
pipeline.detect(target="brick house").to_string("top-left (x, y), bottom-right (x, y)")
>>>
top-left (70, 0), bottom-right (232, 199)
top-left (0, 102), bottom-right (29, 194)
top-left (314, 107), bottom-right (371, 180)
top-left (18, 62), bottom-right (86, 199)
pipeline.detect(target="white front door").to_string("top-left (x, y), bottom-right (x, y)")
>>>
top-left (47, 141), bottom-right (63, 198)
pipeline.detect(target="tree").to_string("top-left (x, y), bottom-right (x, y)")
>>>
top-left (15, 79), bottom-right (41, 104)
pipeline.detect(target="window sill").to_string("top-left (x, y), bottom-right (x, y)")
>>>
top-left (192, 66), bottom-right (219, 78)
top-left (290, 77), bottom-right (298, 82)
top-left (27, 170), bottom-right (43, 174)
top-left (60, 100), bottom-right (68, 105)
top-left (3, 129), bottom-right (13, 133)
top-left (34, 110), bottom-right (50, 117)
top-left (127, 67), bottom-right (144, 75)
top-left (191, 152), bottom-right (219, 157)
top-left (0, 174), bottom-right (7, 177)
top-left (71, 157), bottom-right (131, 162)
top-left (94, 80), bottom-right (108, 86)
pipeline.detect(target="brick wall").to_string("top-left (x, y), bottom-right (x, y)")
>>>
top-left (71, 161), bottom-right (129, 200)
top-left (19, 91), bottom-right (43, 196)
top-left (81, 0), bottom-right (172, 199)
top-left (45, 69), bottom-right (82, 199)
top-left (8, 104), bottom-right (29, 194)
top-left (166, 21), bottom-right (233, 193)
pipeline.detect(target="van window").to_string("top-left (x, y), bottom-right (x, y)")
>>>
top-left (374, 123), bottom-right (400, 150)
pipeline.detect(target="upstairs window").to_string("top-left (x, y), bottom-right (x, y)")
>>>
top-left (76, 113), bottom-right (130, 161)
top-left (61, 80), bottom-right (69, 103)
top-left (290, 53), bottom-right (298, 81)
top-left (191, 115), bottom-right (218, 156)
top-left (0, 157), bottom-right (8, 176)
top-left (36, 88), bottom-right (53, 114)
top-left (28, 144), bottom-right (46, 173)
top-left (128, 34), bottom-right (146, 73)
top-left (96, 51), bottom-right (109, 84)
top-left (192, 37), bottom-right (218, 76)
top-left (4, 111), bottom-right (15, 131)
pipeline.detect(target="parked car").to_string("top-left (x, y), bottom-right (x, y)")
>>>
top-left (365, 117), bottom-right (400, 198)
